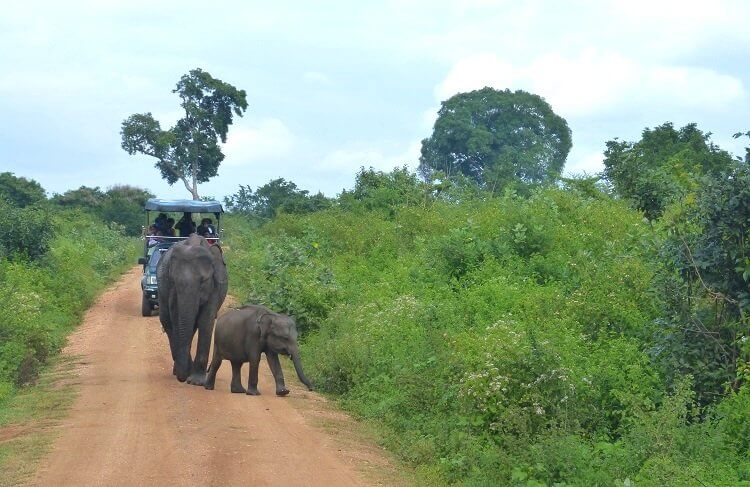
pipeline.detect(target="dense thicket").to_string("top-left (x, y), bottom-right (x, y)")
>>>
top-left (225, 166), bottom-right (750, 484)
top-left (224, 178), bottom-right (331, 220)
top-left (0, 172), bottom-right (47, 208)
top-left (52, 184), bottom-right (153, 235)
top-left (602, 123), bottom-right (734, 219)
top-left (0, 179), bottom-right (139, 404)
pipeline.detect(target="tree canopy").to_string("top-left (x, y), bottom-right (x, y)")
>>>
top-left (0, 172), bottom-right (46, 207)
top-left (52, 185), bottom-right (153, 235)
top-left (339, 166), bottom-right (427, 212)
top-left (734, 130), bottom-right (750, 164)
top-left (225, 178), bottom-right (331, 219)
top-left (419, 87), bottom-right (572, 192)
top-left (602, 122), bottom-right (735, 219)
top-left (121, 68), bottom-right (248, 199)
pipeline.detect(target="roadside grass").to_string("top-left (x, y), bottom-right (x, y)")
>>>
top-left (0, 356), bottom-right (77, 487)
top-left (281, 359), bottom-right (417, 487)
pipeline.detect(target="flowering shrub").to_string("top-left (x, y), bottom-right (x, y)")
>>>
top-left (225, 185), bottom-right (750, 484)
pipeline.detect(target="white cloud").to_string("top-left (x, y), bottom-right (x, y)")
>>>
top-left (319, 141), bottom-right (422, 173)
top-left (564, 150), bottom-right (605, 176)
top-left (150, 109), bottom-right (183, 129)
top-left (434, 50), bottom-right (746, 117)
top-left (0, 71), bottom-right (92, 96)
top-left (608, 0), bottom-right (750, 52)
top-left (302, 71), bottom-right (330, 84)
top-left (645, 66), bottom-right (745, 109)
top-left (434, 54), bottom-right (519, 101)
top-left (222, 118), bottom-right (295, 166)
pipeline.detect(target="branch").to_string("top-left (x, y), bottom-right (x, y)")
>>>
top-left (181, 176), bottom-right (193, 196)
top-left (159, 160), bottom-right (183, 181)
top-left (678, 233), bottom-right (738, 306)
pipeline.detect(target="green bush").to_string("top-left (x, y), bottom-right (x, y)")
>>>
top-left (226, 185), bottom-right (748, 484)
top-left (0, 200), bottom-right (54, 261)
top-left (0, 210), bottom-right (139, 391)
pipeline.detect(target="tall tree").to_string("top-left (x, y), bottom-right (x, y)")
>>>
top-left (121, 68), bottom-right (248, 199)
top-left (419, 87), bottom-right (572, 192)
top-left (602, 122), bottom-right (735, 219)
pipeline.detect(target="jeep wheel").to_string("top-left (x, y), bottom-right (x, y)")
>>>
top-left (141, 294), bottom-right (152, 317)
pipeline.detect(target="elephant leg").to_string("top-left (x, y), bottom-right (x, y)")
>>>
top-left (187, 306), bottom-right (216, 386)
top-left (230, 361), bottom-right (246, 393)
top-left (266, 352), bottom-right (289, 396)
top-left (247, 350), bottom-right (261, 396)
top-left (204, 348), bottom-right (222, 390)
top-left (159, 307), bottom-right (178, 375)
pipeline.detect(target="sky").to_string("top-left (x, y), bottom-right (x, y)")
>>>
top-left (2, 0), bottom-right (749, 201)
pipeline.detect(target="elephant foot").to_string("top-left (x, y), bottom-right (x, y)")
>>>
top-left (186, 372), bottom-right (207, 386)
top-left (275, 388), bottom-right (290, 397)
top-left (246, 387), bottom-right (261, 396)
top-left (204, 382), bottom-right (215, 391)
top-left (230, 384), bottom-right (247, 394)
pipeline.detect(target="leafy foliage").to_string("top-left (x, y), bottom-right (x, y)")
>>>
top-left (223, 159), bottom-right (750, 482)
top-left (654, 161), bottom-right (750, 404)
top-left (0, 210), bottom-right (138, 401)
top-left (97, 185), bottom-right (154, 236)
top-left (419, 87), bottom-right (572, 193)
top-left (52, 185), bottom-right (105, 208)
top-left (0, 173), bottom-right (46, 208)
top-left (51, 185), bottom-right (153, 235)
top-left (121, 68), bottom-right (248, 199)
top-left (338, 166), bottom-right (430, 213)
top-left (602, 122), bottom-right (735, 219)
top-left (0, 199), bottom-right (54, 261)
top-left (734, 130), bottom-right (750, 164)
top-left (224, 178), bottom-right (332, 219)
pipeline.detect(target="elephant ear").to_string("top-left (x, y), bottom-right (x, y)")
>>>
top-left (210, 245), bottom-right (228, 285)
top-left (256, 312), bottom-right (274, 342)
top-left (156, 247), bottom-right (171, 283)
top-left (210, 245), bottom-right (226, 267)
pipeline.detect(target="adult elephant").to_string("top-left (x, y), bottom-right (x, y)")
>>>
top-left (157, 234), bottom-right (228, 384)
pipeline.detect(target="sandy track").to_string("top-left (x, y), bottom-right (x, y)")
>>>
top-left (29, 267), bottom-right (390, 487)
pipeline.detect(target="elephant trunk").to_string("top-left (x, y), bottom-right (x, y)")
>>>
top-left (291, 351), bottom-right (313, 391)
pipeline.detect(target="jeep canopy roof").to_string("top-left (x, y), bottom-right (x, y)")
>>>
top-left (144, 198), bottom-right (224, 214)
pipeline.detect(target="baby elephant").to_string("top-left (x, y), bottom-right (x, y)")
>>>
top-left (205, 305), bottom-right (313, 396)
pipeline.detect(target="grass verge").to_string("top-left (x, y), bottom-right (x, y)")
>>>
top-left (0, 355), bottom-right (77, 487)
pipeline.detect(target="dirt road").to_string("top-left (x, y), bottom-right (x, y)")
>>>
top-left (30, 267), bottom-right (396, 486)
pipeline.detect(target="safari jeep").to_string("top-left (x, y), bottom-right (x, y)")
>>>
top-left (138, 198), bottom-right (224, 316)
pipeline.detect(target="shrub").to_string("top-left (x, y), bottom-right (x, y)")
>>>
top-left (0, 199), bottom-right (54, 261)
top-left (226, 186), bottom-right (747, 483)
top-left (0, 210), bottom-right (139, 389)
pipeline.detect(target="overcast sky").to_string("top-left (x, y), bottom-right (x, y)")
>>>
top-left (2, 0), bottom-right (748, 200)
